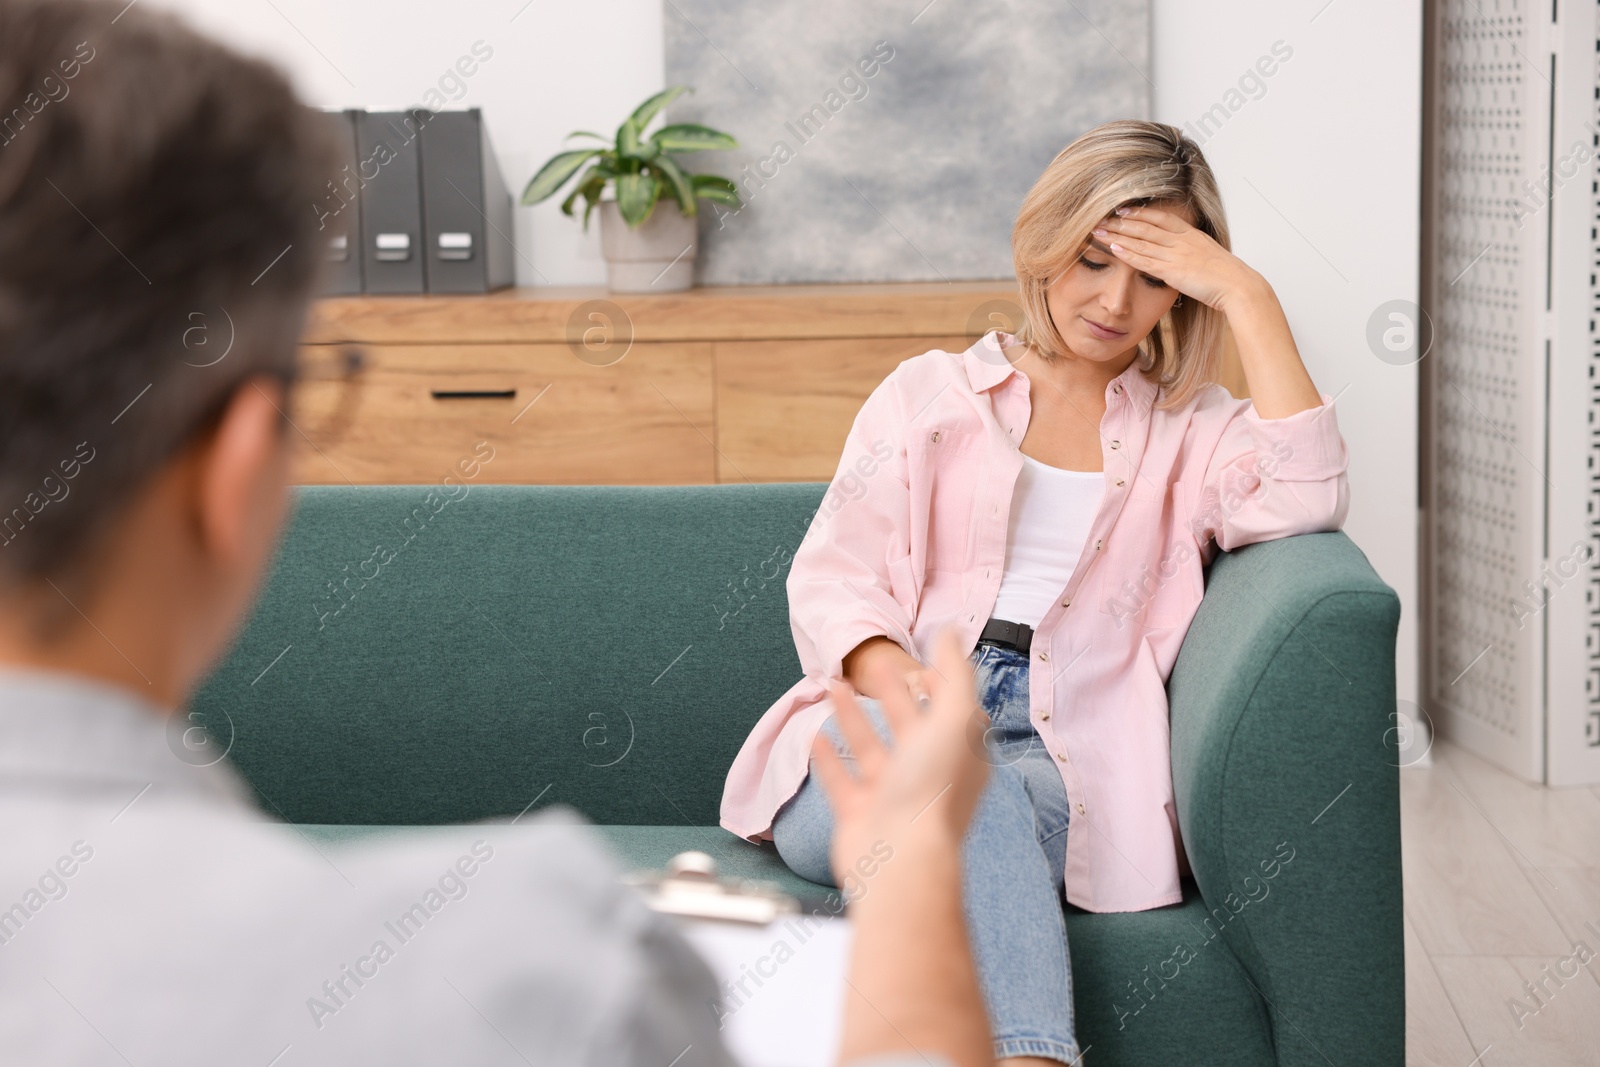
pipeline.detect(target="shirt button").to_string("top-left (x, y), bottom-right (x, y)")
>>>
top-left (1039, 652), bottom-right (1049, 662)
top-left (1056, 753), bottom-right (1066, 762)
top-left (1076, 802), bottom-right (1086, 815)
top-left (1040, 712), bottom-right (1050, 720)
top-left (1113, 383), bottom-right (1122, 394)
top-left (1115, 478), bottom-right (1125, 487)
top-left (931, 430), bottom-right (941, 443)
top-left (1110, 440), bottom-right (1121, 450)
top-left (1095, 538), bottom-right (1104, 551)
top-left (1062, 598), bottom-right (1071, 608)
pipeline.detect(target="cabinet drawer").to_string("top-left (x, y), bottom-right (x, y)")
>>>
top-left (715, 336), bottom-right (971, 482)
top-left (289, 343), bottom-right (714, 485)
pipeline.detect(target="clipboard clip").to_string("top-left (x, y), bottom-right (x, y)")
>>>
top-left (624, 851), bottom-right (802, 926)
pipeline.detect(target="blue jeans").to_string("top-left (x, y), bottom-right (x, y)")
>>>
top-left (771, 643), bottom-right (1080, 1064)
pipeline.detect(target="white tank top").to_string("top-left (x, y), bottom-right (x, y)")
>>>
top-left (991, 453), bottom-right (1105, 629)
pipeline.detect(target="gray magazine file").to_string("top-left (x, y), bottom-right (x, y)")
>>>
top-left (355, 109), bottom-right (428, 294)
top-left (418, 108), bottom-right (515, 293)
top-left (313, 108), bottom-right (363, 296)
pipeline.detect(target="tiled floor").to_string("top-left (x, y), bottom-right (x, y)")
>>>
top-left (1403, 739), bottom-right (1600, 1065)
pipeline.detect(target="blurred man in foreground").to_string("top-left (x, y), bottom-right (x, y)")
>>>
top-left (0, 1), bottom-right (996, 1063)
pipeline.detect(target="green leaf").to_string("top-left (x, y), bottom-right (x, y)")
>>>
top-left (651, 156), bottom-right (696, 216)
top-left (694, 187), bottom-right (742, 208)
top-left (617, 116), bottom-right (661, 163)
top-left (629, 85), bottom-right (692, 132)
top-left (521, 148), bottom-right (602, 205)
top-left (650, 123), bottom-right (738, 153)
top-left (561, 167), bottom-right (609, 218)
top-left (615, 172), bottom-right (660, 228)
top-left (691, 173), bottom-right (742, 208)
top-left (563, 130), bottom-right (610, 143)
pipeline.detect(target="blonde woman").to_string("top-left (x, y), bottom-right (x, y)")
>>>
top-left (720, 120), bottom-right (1349, 1066)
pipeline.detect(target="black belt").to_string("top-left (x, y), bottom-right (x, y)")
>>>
top-left (977, 617), bottom-right (1033, 654)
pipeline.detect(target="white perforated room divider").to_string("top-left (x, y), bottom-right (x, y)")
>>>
top-left (1426, 0), bottom-right (1600, 784)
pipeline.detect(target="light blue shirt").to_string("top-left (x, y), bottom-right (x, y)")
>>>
top-left (0, 665), bottom-right (947, 1067)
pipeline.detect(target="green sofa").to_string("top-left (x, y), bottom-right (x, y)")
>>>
top-left (192, 482), bottom-right (1404, 1066)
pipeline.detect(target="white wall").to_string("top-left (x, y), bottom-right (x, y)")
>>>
top-left (148, 0), bottom-right (664, 289)
top-left (1153, 0), bottom-right (1421, 704)
top-left (149, 0), bottom-right (1421, 702)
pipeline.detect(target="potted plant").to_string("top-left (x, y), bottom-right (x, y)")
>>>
top-left (522, 86), bottom-right (741, 293)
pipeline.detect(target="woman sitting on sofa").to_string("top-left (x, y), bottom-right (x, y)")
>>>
top-left (719, 119), bottom-right (1350, 1067)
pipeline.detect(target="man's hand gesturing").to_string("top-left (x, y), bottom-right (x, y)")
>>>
top-left (812, 624), bottom-right (997, 1066)
top-left (811, 625), bottom-right (990, 895)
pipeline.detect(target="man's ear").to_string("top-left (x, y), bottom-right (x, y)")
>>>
top-left (194, 377), bottom-right (292, 570)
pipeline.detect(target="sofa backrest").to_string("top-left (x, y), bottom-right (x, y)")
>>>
top-left (191, 483), bottom-right (824, 826)
top-left (193, 484), bottom-right (1402, 856)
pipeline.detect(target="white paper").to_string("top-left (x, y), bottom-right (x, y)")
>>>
top-left (676, 913), bottom-right (853, 1067)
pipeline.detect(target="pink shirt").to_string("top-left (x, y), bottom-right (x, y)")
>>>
top-left (719, 330), bottom-right (1350, 913)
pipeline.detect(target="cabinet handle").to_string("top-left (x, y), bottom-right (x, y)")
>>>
top-left (429, 389), bottom-right (516, 400)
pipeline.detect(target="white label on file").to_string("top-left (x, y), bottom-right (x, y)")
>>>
top-left (374, 233), bottom-right (411, 261)
top-left (438, 232), bottom-right (473, 261)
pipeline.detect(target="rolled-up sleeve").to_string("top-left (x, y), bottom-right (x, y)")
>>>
top-left (788, 369), bottom-right (919, 684)
top-left (1187, 389), bottom-right (1350, 555)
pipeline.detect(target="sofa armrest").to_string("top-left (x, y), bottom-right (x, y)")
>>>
top-left (1169, 532), bottom-right (1403, 1067)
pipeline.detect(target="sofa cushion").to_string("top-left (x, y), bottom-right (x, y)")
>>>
top-left (300, 820), bottom-right (836, 900)
top-left (1063, 884), bottom-right (1278, 1066)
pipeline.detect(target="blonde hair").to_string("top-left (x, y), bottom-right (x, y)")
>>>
top-left (1010, 120), bottom-right (1229, 410)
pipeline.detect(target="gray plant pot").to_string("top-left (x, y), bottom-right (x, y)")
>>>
top-left (598, 199), bottom-right (698, 293)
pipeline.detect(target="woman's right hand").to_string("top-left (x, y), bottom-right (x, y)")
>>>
top-left (842, 634), bottom-right (929, 708)
top-left (901, 667), bottom-right (935, 710)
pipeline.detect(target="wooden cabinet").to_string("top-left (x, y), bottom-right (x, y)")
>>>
top-left (713, 336), bottom-right (971, 482)
top-left (290, 281), bottom-right (1246, 485)
top-left (291, 282), bottom-right (1023, 485)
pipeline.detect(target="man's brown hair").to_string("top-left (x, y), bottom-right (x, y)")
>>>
top-left (0, 0), bottom-right (340, 588)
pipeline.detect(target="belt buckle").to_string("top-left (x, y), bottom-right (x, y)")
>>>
top-left (983, 617), bottom-right (1030, 652)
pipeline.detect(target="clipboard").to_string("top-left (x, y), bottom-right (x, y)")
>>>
top-left (626, 852), bottom-right (852, 1067)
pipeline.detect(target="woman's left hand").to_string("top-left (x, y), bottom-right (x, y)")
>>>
top-left (1094, 204), bottom-right (1259, 312)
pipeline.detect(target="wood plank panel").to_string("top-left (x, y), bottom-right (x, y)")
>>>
top-left (304, 284), bottom-right (1249, 399)
top-left (288, 343), bottom-right (714, 485)
top-left (715, 328), bottom-right (1250, 484)
top-left (1398, 738), bottom-right (1600, 1064)
top-left (1403, 913), bottom-right (1477, 1067)
top-left (714, 336), bottom-right (971, 483)
top-left (1400, 745), bottom-right (1571, 956)
top-left (1218, 321), bottom-right (1248, 399)
top-left (304, 281), bottom-right (1023, 346)
top-left (1525, 866), bottom-right (1600, 948)
top-left (1441, 738), bottom-right (1600, 870)
top-left (1431, 955), bottom-right (1600, 1067)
